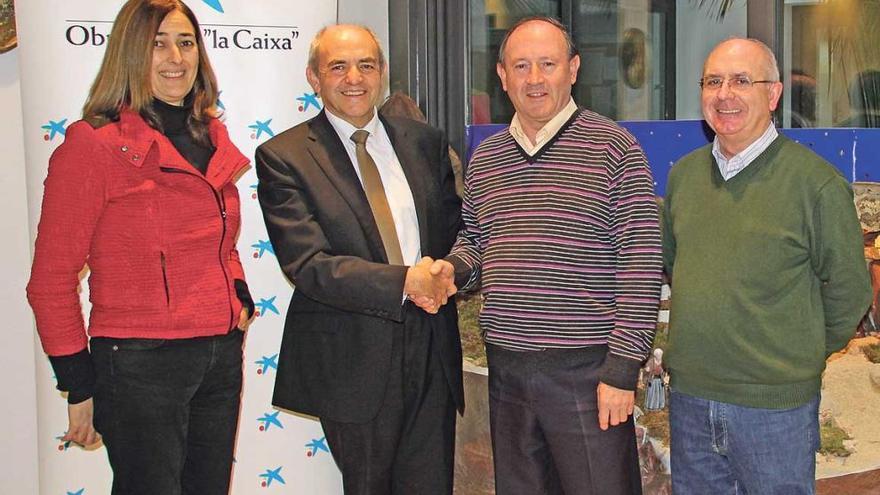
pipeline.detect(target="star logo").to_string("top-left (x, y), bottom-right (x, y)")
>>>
top-left (252, 239), bottom-right (275, 259)
top-left (257, 411), bottom-right (284, 432)
top-left (55, 432), bottom-right (72, 451)
top-left (201, 0), bottom-right (224, 13)
top-left (255, 296), bottom-right (279, 317)
top-left (67, 490), bottom-right (84, 495)
top-left (259, 466), bottom-right (285, 487)
top-left (42, 118), bottom-right (68, 141)
top-left (255, 354), bottom-right (278, 375)
top-left (216, 90), bottom-right (226, 111)
top-left (297, 92), bottom-right (322, 112)
top-left (249, 119), bottom-right (275, 140)
top-left (305, 436), bottom-right (329, 457)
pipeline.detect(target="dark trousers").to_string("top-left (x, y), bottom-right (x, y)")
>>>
top-left (320, 306), bottom-right (456, 495)
top-left (487, 344), bottom-right (642, 495)
top-left (90, 329), bottom-right (244, 495)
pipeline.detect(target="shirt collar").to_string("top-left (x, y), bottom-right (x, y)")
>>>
top-left (712, 123), bottom-right (778, 180)
top-left (325, 107), bottom-right (381, 142)
top-left (509, 98), bottom-right (578, 156)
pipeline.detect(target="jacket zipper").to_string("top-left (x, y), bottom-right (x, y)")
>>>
top-left (160, 251), bottom-right (170, 305)
top-left (160, 167), bottom-right (235, 330)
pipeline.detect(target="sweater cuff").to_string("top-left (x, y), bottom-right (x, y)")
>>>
top-left (234, 279), bottom-right (255, 319)
top-left (446, 255), bottom-right (477, 291)
top-left (48, 349), bottom-right (95, 404)
top-left (598, 353), bottom-right (643, 391)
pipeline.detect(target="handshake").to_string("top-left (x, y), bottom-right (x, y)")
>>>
top-left (404, 257), bottom-right (457, 314)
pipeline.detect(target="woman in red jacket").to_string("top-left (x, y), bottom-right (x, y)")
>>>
top-left (26, 1), bottom-right (253, 493)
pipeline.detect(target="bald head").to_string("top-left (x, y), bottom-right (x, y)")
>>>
top-left (700, 38), bottom-right (783, 158)
top-left (308, 24), bottom-right (385, 74)
top-left (305, 24), bottom-right (386, 128)
top-left (705, 38), bottom-right (779, 83)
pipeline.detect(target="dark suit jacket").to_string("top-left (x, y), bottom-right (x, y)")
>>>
top-left (255, 110), bottom-right (463, 423)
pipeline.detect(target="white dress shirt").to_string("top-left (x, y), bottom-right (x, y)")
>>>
top-left (325, 109), bottom-right (422, 266)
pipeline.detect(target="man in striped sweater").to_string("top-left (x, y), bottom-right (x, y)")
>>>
top-left (427, 16), bottom-right (662, 495)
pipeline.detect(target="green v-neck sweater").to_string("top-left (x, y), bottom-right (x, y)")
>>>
top-left (661, 135), bottom-right (871, 409)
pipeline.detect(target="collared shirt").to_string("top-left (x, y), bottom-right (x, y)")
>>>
top-left (325, 109), bottom-right (421, 266)
top-left (712, 123), bottom-right (779, 180)
top-left (508, 98), bottom-right (579, 156)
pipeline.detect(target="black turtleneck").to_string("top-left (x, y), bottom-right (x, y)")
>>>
top-left (152, 97), bottom-right (214, 175)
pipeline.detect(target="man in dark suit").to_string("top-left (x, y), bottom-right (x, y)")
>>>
top-left (255, 24), bottom-right (463, 495)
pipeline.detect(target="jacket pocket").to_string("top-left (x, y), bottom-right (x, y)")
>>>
top-left (160, 252), bottom-right (170, 306)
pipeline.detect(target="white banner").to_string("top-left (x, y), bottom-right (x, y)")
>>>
top-left (16, 1), bottom-right (340, 493)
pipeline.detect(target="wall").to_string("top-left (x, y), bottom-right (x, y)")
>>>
top-left (0, 47), bottom-right (40, 495)
top-left (675, 0), bottom-right (747, 119)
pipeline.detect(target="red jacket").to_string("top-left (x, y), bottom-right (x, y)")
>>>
top-left (27, 110), bottom-right (250, 356)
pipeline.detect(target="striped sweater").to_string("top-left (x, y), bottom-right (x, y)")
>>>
top-left (448, 109), bottom-right (663, 388)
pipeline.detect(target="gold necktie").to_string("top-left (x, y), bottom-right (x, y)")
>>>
top-left (350, 130), bottom-right (404, 265)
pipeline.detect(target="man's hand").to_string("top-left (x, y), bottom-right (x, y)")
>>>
top-left (597, 382), bottom-right (634, 431)
top-left (238, 307), bottom-right (253, 331)
top-left (405, 257), bottom-right (457, 313)
top-left (428, 258), bottom-right (457, 304)
top-left (63, 398), bottom-right (101, 447)
top-left (429, 258), bottom-right (456, 282)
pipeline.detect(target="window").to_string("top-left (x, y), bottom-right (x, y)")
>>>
top-left (571, 1), bottom-right (674, 120)
top-left (784, 0), bottom-right (880, 128)
top-left (468, 0), bottom-right (562, 124)
top-left (467, 0), bottom-right (748, 124)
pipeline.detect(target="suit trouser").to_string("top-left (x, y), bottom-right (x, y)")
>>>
top-left (487, 344), bottom-right (642, 495)
top-left (320, 304), bottom-right (457, 495)
top-left (90, 330), bottom-right (244, 495)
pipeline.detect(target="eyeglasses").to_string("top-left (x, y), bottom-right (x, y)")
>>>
top-left (699, 76), bottom-right (776, 91)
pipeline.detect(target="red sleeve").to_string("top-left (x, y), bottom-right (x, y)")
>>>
top-left (228, 244), bottom-right (246, 281)
top-left (27, 122), bottom-right (109, 356)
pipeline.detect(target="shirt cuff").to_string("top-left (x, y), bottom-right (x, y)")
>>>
top-left (234, 279), bottom-right (255, 319)
top-left (48, 349), bottom-right (95, 404)
top-left (598, 353), bottom-right (643, 391)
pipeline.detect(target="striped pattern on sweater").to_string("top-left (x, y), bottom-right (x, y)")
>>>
top-left (449, 109), bottom-right (662, 361)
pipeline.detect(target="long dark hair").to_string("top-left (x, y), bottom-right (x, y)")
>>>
top-left (82, 0), bottom-right (218, 146)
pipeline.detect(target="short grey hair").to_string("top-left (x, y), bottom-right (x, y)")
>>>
top-left (497, 16), bottom-right (578, 65)
top-left (308, 24), bottom-right (386, 74)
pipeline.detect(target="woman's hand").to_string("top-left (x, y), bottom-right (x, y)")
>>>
top-left (238, 307), bottom-right (253, 331)
top-left (64, 398), bottom-right (101, 447)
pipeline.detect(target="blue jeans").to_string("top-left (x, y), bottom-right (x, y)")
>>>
top-left (670, 389), bottom-right (820, 495)
top-left (90, 330), bottom-right (244, 495)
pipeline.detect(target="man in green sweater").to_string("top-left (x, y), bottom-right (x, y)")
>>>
top-left (662, 38), bottom-right (871, 494)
